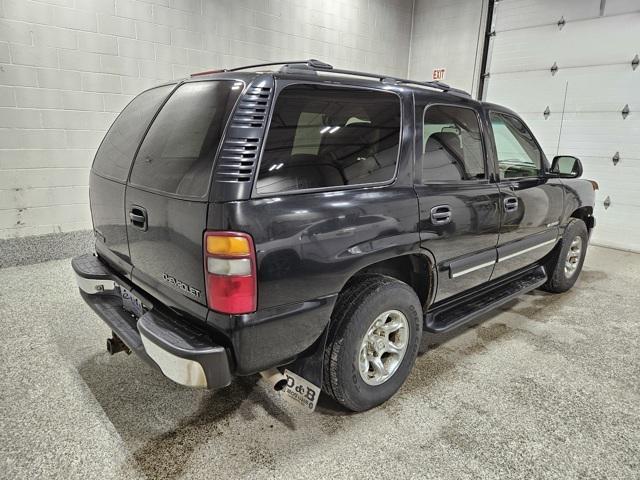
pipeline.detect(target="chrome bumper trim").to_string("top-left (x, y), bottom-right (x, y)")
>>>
top-left (140, 333), bottom-right (208, 388)
top-left (75, 274), bottom-right (116, 294)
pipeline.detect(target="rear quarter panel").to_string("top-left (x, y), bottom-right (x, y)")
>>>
top-left (208, 186), bottom-right (421, 309)
top-left (207, 185), bottom-right (421, 374)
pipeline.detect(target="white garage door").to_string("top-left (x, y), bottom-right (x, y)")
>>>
top-left (483, 0), bottom-right (640, 252)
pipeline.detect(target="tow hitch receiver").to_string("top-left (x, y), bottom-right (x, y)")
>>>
top-left (106, 333), bottom-right (130, 355)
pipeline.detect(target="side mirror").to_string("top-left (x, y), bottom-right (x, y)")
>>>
top-left (550, 155), bottom-right (583, 178)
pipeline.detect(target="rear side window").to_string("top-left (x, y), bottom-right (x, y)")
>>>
top-left (92, 85), bottom-right (173, 181)
top-left (256, 85), bottom-right (401, 195)
top-left (129, 80), bottom-right (242, 198)
top-left (422, 105), bottom-right (485, 182)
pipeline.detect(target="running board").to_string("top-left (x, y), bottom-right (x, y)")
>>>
top-left (424, 265), bottom-right (548, 333)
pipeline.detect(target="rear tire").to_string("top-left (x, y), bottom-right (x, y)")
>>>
top-left (542, 218), bottom-right (588, 293)
top-left (323, 275), bottom-right (423, 412)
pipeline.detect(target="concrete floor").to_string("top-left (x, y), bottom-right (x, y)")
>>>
top-left (0, 246), bottom-right (638, 479)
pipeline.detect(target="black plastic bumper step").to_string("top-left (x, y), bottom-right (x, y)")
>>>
top-left (80, 290), bottom-right (149, 360)
top-left (72, 253), bottom-right (113, 279)
top-left (73, 253), bottom-right (232, 389)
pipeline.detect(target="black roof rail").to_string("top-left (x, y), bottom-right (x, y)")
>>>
top-left (294, 61), bottom-right (472, 97)
top-left (193, 58), bottom-right (471, 97)
top-left (190, 59), bottom-right (333, 77)
top-left (396, 79), bottom-right (471, 97)
top-left (316, 66), bottom-right (472, 97)
top-left (225, 59), bottom-right (334, 72)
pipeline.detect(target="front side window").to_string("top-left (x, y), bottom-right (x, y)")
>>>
top-left (490, 112), bottom-right (543, 178)
top-left (129, 80), bottom-right (242, 198)
top-left (256, 85), bottom-right (401, 195)
top-left (422, 105), bottom-right (485, 182)
top-left (92, 84), bottom-right (173, 181)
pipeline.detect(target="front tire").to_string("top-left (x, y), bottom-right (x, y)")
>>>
top-left (323, 275), bottom-right (423, 412)
top-left (542, 218), bottom-right (588, 293)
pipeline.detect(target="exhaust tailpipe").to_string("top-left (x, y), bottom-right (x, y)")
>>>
top-left (260, 368), bottom-right (288, 391)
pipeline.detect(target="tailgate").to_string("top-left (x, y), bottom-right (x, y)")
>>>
top-left (124, 80), bottom-right (243, 316)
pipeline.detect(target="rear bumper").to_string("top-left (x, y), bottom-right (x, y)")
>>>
top-left (72, 253), bottom-right (232, 389)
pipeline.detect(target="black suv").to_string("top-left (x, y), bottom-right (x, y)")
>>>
top-left (73, 59), bottom-right (596, 412)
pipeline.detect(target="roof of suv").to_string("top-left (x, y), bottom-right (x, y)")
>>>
top-left (185, 59), bottom-right (478, 103)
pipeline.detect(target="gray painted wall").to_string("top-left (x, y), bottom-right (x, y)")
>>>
top-left (0, 0), bottom-right (491, 266)
top-left (0, 0), bottom-right (414, 242)
top-left (409, 0), bottom-right (487, 96)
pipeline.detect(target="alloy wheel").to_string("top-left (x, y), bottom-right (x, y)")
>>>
top-left (357, 310), bottom-right (409, 386)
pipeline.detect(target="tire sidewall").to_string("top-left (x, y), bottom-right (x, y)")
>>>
top-left (336, 280), bottom-right (422, 411)
top-left (552, 219), bottom-right (588, 290)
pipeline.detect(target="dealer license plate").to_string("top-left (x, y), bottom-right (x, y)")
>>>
top-left (282, 370), bottom-right (321, 412)
top-left (120, 286), bottom-right (144, 317)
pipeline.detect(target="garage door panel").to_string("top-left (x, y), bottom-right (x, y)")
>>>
top-left (603, 0), bottom-right (640, 16)
top-left (488, 65), bottom-right (640, 115)
top-left (486, 3), bottom-right (639, 251)
top-left (590, 203), bottom-right (640, 252)
top-left (580, 156), bottom-right (640, 207)
top-left (490, 24), bottom-right (558, 73)
top-left (517, 113), bottom-right (562, 156)
top-left (494, 0), bottom-right (601, 32)
top-left (560, 64), bottom-right (640, 112)
top-left (486, 71), bottom-right (567, 113)
top-left (490, 13), bottom-right (640, 74)
top-left (558, 112), bottom-right (640, 158)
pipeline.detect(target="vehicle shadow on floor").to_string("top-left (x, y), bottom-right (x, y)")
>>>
top-left (78, 354), bottom-right (295, 479)
top-left (378, 288), bottom-right (575, 410)
top-left (75, 288), bottom-right (567, 476)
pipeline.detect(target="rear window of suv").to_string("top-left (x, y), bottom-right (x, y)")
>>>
top-left (256, 84), bottom-right (401, 195)
top-left (92, 84), bottom-right (174, 182)
top-left (129, 80), bottom-right (243, 198)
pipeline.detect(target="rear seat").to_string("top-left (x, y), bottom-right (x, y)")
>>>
top-left (256, 154), bottom-right (345, 193)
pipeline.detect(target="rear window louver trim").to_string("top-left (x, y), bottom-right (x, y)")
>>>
top-left (215, 137), bottom-right (260, 182)
top-left (230, 86), bottom-right (272, 129)
top-left (214, 81), bottom-right (274, 191)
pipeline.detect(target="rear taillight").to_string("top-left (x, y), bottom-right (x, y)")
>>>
top-left (204, 231), bottom-right (257, 314)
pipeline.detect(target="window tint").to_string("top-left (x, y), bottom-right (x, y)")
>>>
top-left (92, 85), bottom-right (173, 181)
top-left (422, 105), bottom-right (485, 182)
top-left (490, 112), bottom-right (543, 178)
top-left (256, 85), bottom-right (400, 195)
top-left (129, 80), bottom-right (242, 198)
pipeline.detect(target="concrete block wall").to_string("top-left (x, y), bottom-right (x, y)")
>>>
top-left (0, 0), bottom-right (413, 240)
top-left (409, 0), bottom-right (487, 95)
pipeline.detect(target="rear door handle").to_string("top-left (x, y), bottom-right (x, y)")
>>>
top-left (503, 197), bottom-right (518, 212)
top-left (430, 205), bottom-right (452, 225)
top-left (129, 206), bottom-right (148, 231)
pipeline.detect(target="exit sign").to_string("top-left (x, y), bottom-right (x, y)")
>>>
top-left (432, 68), bottom-right (446, 81)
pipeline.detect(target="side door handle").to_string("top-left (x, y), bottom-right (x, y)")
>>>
top-left (129, 206), bottom-right (148, 231)
top-left (430, 205), bottom-right (452, 225)
top-left (503, 197), bottom-right (518, 212)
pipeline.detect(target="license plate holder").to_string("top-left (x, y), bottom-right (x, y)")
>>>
top-left (120, 286), bottom-right (144, 318)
